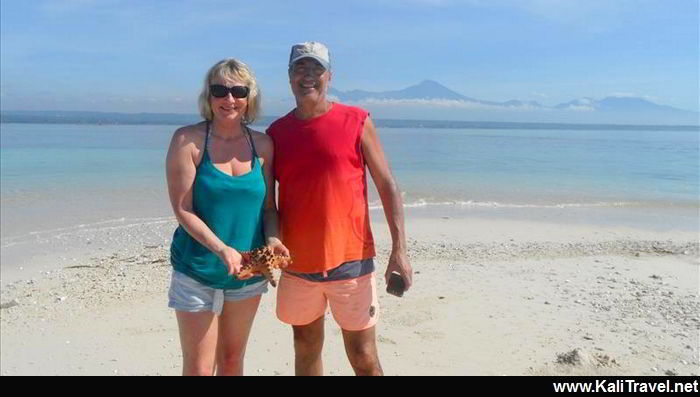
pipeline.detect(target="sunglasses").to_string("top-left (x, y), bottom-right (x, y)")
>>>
top-left (291, 64), bottom-right (326, 76)
top-left (210, 84), bottom-right (249, 99)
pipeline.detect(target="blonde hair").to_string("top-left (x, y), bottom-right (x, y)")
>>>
top-left (198, 58), bottom-right (261, 124)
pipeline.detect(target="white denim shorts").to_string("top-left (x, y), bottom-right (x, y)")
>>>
top-left (168, 270), bottom-right (268, 315)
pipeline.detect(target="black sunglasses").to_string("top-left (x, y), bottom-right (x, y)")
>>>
top-left (210, 84), bottom-right (249, 99)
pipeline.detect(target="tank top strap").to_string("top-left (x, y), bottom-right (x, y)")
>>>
top-left (204, 120), bottom-right (211, 150)
top-left (196, 121), bottom-right (211, 169)
top-left (244, 125), bottom-right (259, 162)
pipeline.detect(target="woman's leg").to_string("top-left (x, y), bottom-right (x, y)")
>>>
top-left (215, 294), bottom-right (263, 376)
top-left (175, 310), bottom-right (218, 376)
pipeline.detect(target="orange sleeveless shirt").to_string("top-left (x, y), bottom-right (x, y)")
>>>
top-left (266, 103), bottom-right (376, 273)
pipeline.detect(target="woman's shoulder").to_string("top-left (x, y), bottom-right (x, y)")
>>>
top-left (248, 128), bottom-right (272, 145)
top-left (172, 121), bottom-right (208, 147)
top-left (248, 127), bottom-right (273, 157)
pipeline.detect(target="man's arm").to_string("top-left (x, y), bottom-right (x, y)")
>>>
top-left (361, 116), bottom-right (413, 291)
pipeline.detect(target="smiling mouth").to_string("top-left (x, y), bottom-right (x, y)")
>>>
top-left (299, 81), bottom-right (319, 89)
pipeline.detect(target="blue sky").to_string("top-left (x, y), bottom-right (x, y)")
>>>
top-left (1, 0), bottom-right (698, 119)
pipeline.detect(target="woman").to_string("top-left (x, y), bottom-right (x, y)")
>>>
top-left (165, 58), bottom-right (289, 376)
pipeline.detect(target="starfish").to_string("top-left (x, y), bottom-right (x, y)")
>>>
top-left (238, 246), bottom-right (291, 287)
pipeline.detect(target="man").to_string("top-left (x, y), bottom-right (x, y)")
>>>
top-left (266, 41), bottom-right (412, 376)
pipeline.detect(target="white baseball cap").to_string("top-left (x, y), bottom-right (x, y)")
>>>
top-left (289, 41), bottom-right (331, 70)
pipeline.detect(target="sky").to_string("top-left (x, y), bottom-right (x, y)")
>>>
top-left (1, 0), bottom-right (698, 119)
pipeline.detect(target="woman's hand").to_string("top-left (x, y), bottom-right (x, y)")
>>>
top-left (216, 246), bottom-right (253, 279)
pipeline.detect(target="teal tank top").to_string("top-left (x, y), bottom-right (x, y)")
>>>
top-left (170, 122), bottom-right (266, 289)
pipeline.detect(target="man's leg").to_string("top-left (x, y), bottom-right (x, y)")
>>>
top-left (292, 315), bottom-right (325, 376)
top-left (341, 326), bottom-right (383, 376)
top-left (324, 272), bottom-right (381, 375)
top-left (277, 272), bottom-right (328, 376)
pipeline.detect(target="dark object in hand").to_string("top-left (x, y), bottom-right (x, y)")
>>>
top-left (386, 272), bottom-right (405, 297)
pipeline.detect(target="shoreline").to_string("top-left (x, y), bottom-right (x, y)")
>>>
top-left (1, 214), bottom-right (698, 376)
top-left (2, 204), bottom-right (698, 285)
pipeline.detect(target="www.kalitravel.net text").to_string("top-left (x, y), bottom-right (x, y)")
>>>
top-left (553, 379), bottom-right (699, 393)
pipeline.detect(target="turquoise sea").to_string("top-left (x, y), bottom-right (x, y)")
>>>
top-left (1, 122), bottom-right (698, 259)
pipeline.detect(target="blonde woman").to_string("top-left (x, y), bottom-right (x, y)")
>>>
top-left (165, 59), bottom-right (288, 375)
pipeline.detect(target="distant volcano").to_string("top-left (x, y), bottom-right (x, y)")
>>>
top-left (328, 80), bottom-right (698, 125)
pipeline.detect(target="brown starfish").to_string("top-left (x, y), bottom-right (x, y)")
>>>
top-left (237, 246), bottom-right (291, 287)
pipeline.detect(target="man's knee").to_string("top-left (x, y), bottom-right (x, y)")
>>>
top-left (343, 327), bottom-right (382, 375)
top-left (346, 340), bottom-right (379, 368)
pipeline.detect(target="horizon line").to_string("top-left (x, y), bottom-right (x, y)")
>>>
top-left (1, 110), bottom-right (698, 130)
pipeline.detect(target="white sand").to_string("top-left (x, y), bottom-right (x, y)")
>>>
top-left (1, 216), bottom-right (698, 376)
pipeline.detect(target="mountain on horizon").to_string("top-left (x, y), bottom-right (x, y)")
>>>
top-left (329, 80), bottom-right (697, 124)
top-left (555, 96), bottom-right (691, 113)
top-left (331, 79), bottom-right (481, 103)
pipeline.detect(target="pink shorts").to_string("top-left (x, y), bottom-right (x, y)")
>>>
top-left (276, 271), bottom-right (379, 331)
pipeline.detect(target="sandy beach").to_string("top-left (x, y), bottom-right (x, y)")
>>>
top-left (2, 0), bottom-right (699, 379)
top-left (1, 213), bottom-right (698, 376)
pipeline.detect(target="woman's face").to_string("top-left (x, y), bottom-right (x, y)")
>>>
top-left (209, 76), bottom-right (249, 123)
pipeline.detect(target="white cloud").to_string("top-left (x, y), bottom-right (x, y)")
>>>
top-left (608, 92), bottom-right (658, 102)
top-left (608, 92), bottom-right (638, 98)
top-left (561, 105), bottom-right (595, 112)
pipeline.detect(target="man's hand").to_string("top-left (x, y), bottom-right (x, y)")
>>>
top-left (267, 237), bottom-right (292, 268)
top-left (384, 249), bottom-right (412, 292)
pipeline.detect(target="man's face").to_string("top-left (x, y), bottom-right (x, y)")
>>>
top-left (289, 58), bottom-right (331, 103)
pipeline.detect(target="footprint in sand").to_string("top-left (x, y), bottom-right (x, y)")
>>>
top-left (413, 329), bottom-right (445, 340)
top-left (396, 310), bottom-right (434, 327)
top-left (378, 335), bottom-right (397, 345)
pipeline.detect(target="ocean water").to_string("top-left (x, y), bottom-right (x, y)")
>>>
top-left (1, 122), bottom-right (698, 263)
top-left (375, 127), bottom-right (699, 206)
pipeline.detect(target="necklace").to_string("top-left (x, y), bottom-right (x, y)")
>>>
top-left (210, 132), bottom-right (238, 141)
top-left (210, 124), bottom-right (245, 141)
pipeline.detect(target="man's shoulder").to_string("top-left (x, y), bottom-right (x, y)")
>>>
top-left (333, 102), bottom-right (369, 118)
